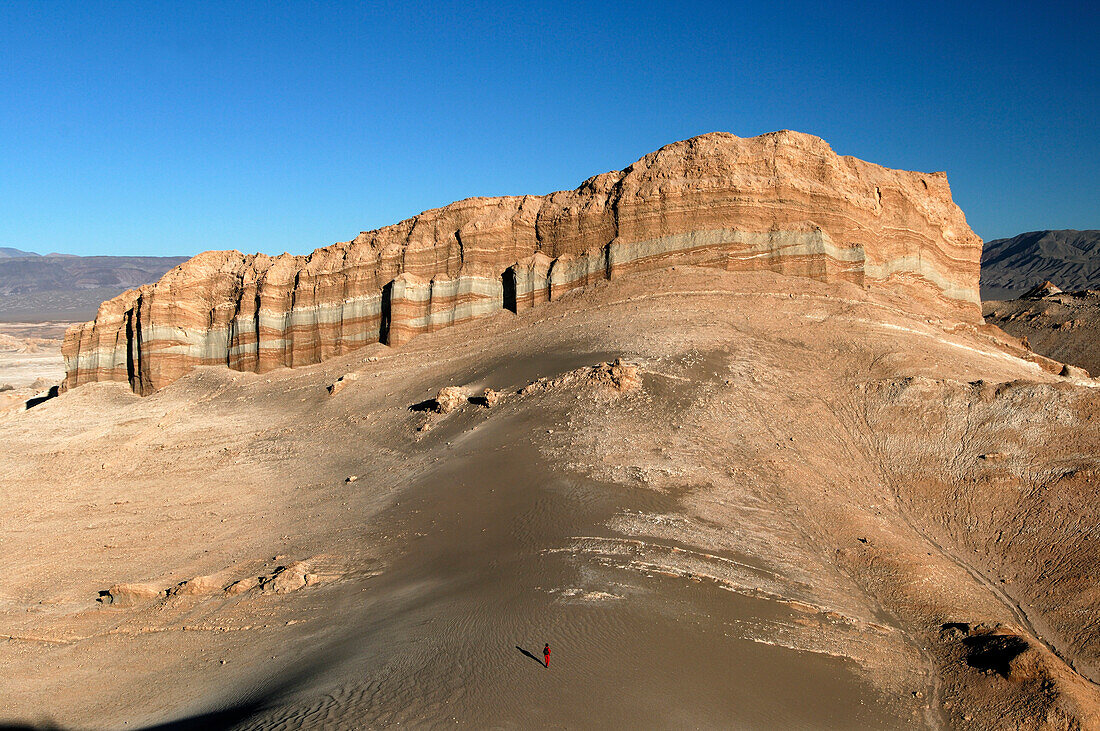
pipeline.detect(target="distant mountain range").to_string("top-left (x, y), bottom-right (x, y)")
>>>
top-left (0, 253), bottom-right (188, 322)
top-left (980, 230), bottom-right (1100, 300)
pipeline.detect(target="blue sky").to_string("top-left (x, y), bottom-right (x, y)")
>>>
top-left (1, 1), bottom-right (1097, 257)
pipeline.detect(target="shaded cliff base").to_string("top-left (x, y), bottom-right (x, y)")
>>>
top-left (3, 268), bottom-right (1099, 729)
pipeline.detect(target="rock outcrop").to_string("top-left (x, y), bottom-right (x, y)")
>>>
top-left (63, 131), bottom-right (982, 394)
top-left (984, 288), bottom-right (1100, 376)
top-left (1022, 280), bottom-right (1062, 299)
top-left (97, 583), bottom-right (164, 607)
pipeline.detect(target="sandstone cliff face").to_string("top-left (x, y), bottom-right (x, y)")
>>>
top-left (63, 131), bottom-right (982, 394)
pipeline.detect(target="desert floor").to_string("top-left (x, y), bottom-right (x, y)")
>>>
top-left (2, 269), bottom-right (1098, 729)
top-left (0, 321), bottom-right (68, 414)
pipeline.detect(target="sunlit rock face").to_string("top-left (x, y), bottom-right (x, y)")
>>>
top-left (63, 130), bottom-right (982, 394)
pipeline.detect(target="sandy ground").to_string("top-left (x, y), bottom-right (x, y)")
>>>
top-left (0, 322), bottom-right (68, 412)
top-left (1, 269), bottom-right (1099, 729)
top-left (0, 323), bottom-right (69, 382)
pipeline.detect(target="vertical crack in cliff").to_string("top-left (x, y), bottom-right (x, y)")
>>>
top-left (379, 281), bottom-right (393, 346)
top-left (124, 304), bottom-right (137, 391)
top-left (502, 268), bottom-right (517, 313)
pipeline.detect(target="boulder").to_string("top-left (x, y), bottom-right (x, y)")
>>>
top-left (259, 561), bottom-right (312, 595)
top-left (434, 387), bottom-right (466, 414)
top-left (1060, 364), bottom-right (1091, 379)
top-left (169, 575), bottom-right (224, 596)
top-left (224, 577), bottom-right (258, 596)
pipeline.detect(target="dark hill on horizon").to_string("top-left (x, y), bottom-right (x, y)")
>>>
top-left (981, 230), bottom-right (1100, 300)
top-left (0, 247), bottom-right (41, 258)
top-left (0, 254), bottom-right (188, 322)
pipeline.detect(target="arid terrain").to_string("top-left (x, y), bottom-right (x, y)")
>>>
top-left (0, 322), bottom-right (68, 415)
top-left (2, 267), bottom-right (1099, 728)
top-left (984, 284), bottom-right (1100, 377)
top-left (980, 229), bottom-right (1100, 378)
top-left (3, 133), bottom-right (1100, 729)
top-left (0, 250), bottom-right (185, 412)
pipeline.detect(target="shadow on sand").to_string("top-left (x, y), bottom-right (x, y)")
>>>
top-left (0, 646), bottom-right (345, 730)
top-left (516, 645), bottom-right (546, 667)
top-left (0, 698), bottom-right (267, 731)
top-left (409, 395), bottom-right (493, 412)
top-left (24, 385), bottom-right (59, 410)
top-left (7, 645), bottom-right (547, 730)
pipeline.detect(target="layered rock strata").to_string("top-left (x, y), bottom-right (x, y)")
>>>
top-left (64, 130), bottom-right (983, 394)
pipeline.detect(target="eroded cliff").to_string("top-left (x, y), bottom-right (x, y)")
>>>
top-left (63, 130), bottom-right (983, 393)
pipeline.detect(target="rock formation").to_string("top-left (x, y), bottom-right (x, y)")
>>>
top-left (984, 287), bottom-right (1100, 375)
top-left (431, 386), bottom-right (467, 414)
top-left (63, 131), bottom-right (982, 394)
top-left (10, 261), bottom-right (1100, 727)
top-left (1021, 280), bottom-right (1062, 299)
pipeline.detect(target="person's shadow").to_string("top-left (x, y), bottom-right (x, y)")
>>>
top-left (516, 645), bottom-right (546, 667)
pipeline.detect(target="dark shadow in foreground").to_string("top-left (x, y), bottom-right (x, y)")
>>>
top-left (25, 385), bottom-right (59, 410)
top-left (0, 698), bottom-right (267, 731)
top-left (0, 647), bottom-right (340, 731)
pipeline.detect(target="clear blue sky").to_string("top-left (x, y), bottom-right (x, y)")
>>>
top-left (1, 1), bottom-right (1097, 257)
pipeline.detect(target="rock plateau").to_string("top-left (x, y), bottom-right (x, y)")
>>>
top-left (63, 131), bottom-right (982, 395)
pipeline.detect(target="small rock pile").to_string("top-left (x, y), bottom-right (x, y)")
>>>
top-left (481, 388), bottom-right (501, 407)
top-left (601, 358), bottom-right (642, 393)
top-left (520, 358), bottom-right (641, 396)
top-left (100, 558), bottom-right (328, 606)
top-left (433, 386), bottom-right (466, 414)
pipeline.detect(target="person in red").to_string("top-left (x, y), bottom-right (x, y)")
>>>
top-left (543, 643), bottom-right (551, 668)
